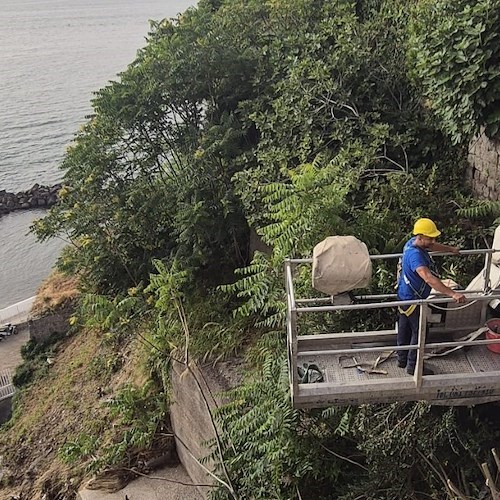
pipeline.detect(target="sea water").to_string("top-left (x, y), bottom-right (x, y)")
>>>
top-left (0, 0), bottom-right (194, 309)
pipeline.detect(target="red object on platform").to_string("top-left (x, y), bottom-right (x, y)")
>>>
top-left (486, 319), bottom-right (500, 354)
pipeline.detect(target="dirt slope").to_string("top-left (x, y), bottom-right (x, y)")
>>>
top-left (0, 326), bottom-right (110, 498)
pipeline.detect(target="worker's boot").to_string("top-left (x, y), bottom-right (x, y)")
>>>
top-left (406, 364), bottom-right (434, 376)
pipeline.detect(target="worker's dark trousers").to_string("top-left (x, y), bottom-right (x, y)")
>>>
top-left (397, 306), bottom-right (420, 371)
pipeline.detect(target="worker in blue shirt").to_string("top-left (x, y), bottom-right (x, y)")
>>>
top-left (397, 218), bottom-right (465, 375)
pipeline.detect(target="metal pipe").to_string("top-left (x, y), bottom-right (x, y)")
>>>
top-left (298, 344), bottom-right (415, 356)
top-left (295, 290), bottom-right (492, 304)
top-left (296, 293), bottom-right (500, 313)
top-left (295, 294), bottom-right (397, 304)
top-left (425, 337), bottom-right (500, 349)
top-left (297, 337), bottom-right (500, 357)
top-left (285, 262), bottom-right (296, 312)
top-left (289, 248), bottom-right (499, 264)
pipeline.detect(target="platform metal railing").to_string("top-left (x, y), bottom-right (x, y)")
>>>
top-left (285, 247), bottom-right (500, 400)
top-left (0, 369), bottom-right (15, 402)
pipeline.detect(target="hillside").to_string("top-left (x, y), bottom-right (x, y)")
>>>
top-left (2, 0), bottom-right (500, 498)
top-left (0, 275), bottom-right (178, 499)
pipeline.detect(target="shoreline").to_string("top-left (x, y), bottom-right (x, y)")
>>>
top-left (0, 183), bottom-right (60, 218)
top-left (0, 299), bottom-right (34, 402)
top-left (0, 297), bottom-right (36, 327)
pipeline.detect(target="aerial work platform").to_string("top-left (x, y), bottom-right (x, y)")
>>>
top-left (286, 228), bottom-right (500, 408)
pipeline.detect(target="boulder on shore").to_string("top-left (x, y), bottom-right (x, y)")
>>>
top-left (0, 183), bottom-right (61, 217)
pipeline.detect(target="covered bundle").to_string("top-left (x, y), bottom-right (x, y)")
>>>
top-left (312, 236), bottom-right (372, 296)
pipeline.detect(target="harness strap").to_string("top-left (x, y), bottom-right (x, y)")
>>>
top-left (339, 351), bottom-right (394, 375)
top-left (403, 272), bottom-right (427, 299)
top-left (424, 327), bottom-right (488, 358)
top-left (398, 304), bottom-right (417, 317)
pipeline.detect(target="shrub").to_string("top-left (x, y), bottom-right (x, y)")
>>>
top-left (408, 0), bottom-right (500, 143)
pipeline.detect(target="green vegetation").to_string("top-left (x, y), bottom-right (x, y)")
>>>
top-left (59, 382), bottom-right (170, 473)
top-left (408, 0), bottom-right (500, 143)
top-left (4, 0), bottom-right (499, 498)
top-left (13, 331), bottom-right (67, 388)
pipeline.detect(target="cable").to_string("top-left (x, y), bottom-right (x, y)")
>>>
top-left (134, 330), bottom-right (239, 498)
top-left (431, 300), bottom-right (478, 312)
top-left (108, 466), bottom-right (216, 488)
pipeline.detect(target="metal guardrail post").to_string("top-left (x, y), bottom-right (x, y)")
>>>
top-left (483, 251), bottom-right (493, 293)
top-left (414, 305), bottom-right (428, 388)
top-left (480, 251), bottom-right (494, 325)
top-left (285, 260), bottom-right (299, 403)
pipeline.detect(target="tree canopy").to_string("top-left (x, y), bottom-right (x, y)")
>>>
top-left (30, 0), bottom-right (500, 498)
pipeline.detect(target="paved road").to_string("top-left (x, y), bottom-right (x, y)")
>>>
top-left (78, 465), bottom-right (204, 500)
top-left (0, 325), bottom-right (29, 371)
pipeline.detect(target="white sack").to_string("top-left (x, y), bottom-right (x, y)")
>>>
top-left (312, 236), bottom-right (372, 296)
top-left (493, 225), bottom-right (500, 265)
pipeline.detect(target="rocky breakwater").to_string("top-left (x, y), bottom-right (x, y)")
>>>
top-left (0, 183), bottom-right (61, 216)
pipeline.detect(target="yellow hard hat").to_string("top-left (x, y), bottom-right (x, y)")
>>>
top-left (413, 218), bottom-right (441, 238)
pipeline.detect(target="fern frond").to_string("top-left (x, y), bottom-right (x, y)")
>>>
top-left (457, 200), bottom-right (500, 219)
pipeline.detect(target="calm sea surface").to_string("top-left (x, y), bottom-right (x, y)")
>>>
top-left (0, 0), bottom-right (194, 310)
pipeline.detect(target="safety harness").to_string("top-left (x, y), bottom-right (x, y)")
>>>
top-left (397, 243), bottom-right (438, 317)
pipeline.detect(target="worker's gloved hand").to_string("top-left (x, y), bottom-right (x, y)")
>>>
top-left (449, 246), bottom-right (461, 255)
top-left (452, 291), bottom-right (466, 303)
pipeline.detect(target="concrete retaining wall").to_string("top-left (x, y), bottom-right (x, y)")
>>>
top-left (249, 228), bottom-right (272, 256)
top-left (467, 132), bottom-right (500, 201)
top-left (0, 397), bottom-right (12, 424)
top-left (29, 303), bottom-right (74, 344)
top-left (169, 358), bottom-right (243, 499)
top-left (0, 297), bottom-right (35, 325)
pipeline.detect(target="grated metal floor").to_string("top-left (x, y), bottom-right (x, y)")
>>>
top-left (297, 345), bottom-right (500, 385)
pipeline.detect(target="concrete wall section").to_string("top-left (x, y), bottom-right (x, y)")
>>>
top-left (0, 397), bottom-right (12, 424)
top-left (170, 360), bottom-right (216, 499)
top-left (468, 132), bottom-right (500, 201)
top-left (28, 304), bottom-right (74, 344)
top-left (169, 358), bottom-right (243, 499)
top-left (0, 297), bottom-right (35, 325)
top-left (249, 227), bottom-right (272, 256)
